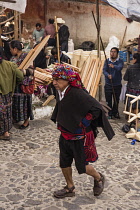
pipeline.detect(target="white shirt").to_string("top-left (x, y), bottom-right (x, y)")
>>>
top-left (58, 85), bottom-right (69, 101)
top-left (109, 57), bottom-right (119, 63)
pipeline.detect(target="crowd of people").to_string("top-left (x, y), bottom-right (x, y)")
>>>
top-left (32, 18), bottom-right (70, 53)
top-left (0, 17), bottom-right (140, 198)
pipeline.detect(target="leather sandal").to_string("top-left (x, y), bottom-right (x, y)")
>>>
top-left (0, 135), bottom-right (10, 141)
top-left (93, 173), bottom-right (105, 196)
top-left (53, 186), bottom-right (75, 199)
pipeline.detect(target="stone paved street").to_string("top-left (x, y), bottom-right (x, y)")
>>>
top-left (0, 101), bottom-right (140, 210)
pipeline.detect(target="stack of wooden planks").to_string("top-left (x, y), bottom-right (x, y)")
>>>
top-left (63, 55), bottom-right (105, 98)
top-left (18, 35), bottom-right (51, 90)
top-left (19, 35), bottom-right (50, 70)
top-left (34, 67), bottom-right (52, 89)
top-left (79, 56), bottom-right (104, 97)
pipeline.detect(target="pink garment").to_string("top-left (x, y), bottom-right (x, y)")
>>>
top-left (44, 24), bottom-right (55, 38)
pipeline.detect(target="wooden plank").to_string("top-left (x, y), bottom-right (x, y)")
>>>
top-left (0, 15), bottom-right (14, 25)
top-left (86, 58), bottom-right (99, 92)
top-left (91, 60), bottom-right (104, 97)
top-left (83, 58), bottom-right (95, 86)
top-left (34, 70), bottom-right (52, 82)
top-left (80, 60), bottom-right (86, 78)
top-left (19, 49), bottom-right (35, 69)
top-left (90, 60), bottom-right (102, 95)
top-left (81, 56), bottom-right (91, 83)
top-left (55, 16), bottom-right (60, 63)
top-left (36, 67), bottom-right (48, 74)
top-left (84, 59), bottom-right (95, 89)
top-left (0, 26), bottom-right (2, 47)
top-left (123, 111), bottom-right (135, 117)
top-left (42, 95), bottom-right (55, 106)
top-left (0, 0), bottom-right (16, 2)
top-left (14, 10), bottom-right (18, 39)
top-left (62, 62), bottom-right (80, 72)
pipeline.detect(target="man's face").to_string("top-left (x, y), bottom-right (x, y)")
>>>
top-left (110, 49), bottom-right (118, 59)
top-left (53, 78), bottom-right (69, 92)
top-left (36, 26), bottom-right (41, 31)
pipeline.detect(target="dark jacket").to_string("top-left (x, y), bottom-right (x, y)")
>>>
top-left (51, 87), bottom-right (115, 141)
top-left (103, 58), bottom-right (124, 86)
top-left (123, 63), bottom-right (140, 89)
top-left (34, 49), bottom-right (47, 69)
top-left (49, 53), bottom-right (71, 65)
top-left (59, 25), bottom-right (70, 45)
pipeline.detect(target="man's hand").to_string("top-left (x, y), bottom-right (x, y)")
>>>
top-left (108, 74), bottom-right (112, 79)
top-left (108, 63), bottom-right (114, 68)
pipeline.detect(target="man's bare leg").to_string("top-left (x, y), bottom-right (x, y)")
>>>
top-left (61, 167), bottom-right (74, 189)
top-left (86, 164), bottom-right (101, 181)
top-left (86, 164), bottom-right (105, 196)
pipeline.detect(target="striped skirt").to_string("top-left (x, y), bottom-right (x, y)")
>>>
top-left (12, 93), bottom-right (34, 123)
top-left (0, 93), bottom-right (12, 135)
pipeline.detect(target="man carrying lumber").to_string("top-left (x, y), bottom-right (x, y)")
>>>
top-left (51, 64), bottom-right (115, 198)
top-left (103, 47), bottom-right (124, 119)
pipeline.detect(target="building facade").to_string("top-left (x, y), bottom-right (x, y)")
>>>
top-left (21, 0), bottom-right (140, 48)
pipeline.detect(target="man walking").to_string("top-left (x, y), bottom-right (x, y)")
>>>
top-left (103, 47), bottom-right (124, 119)
top-left (51, 65), bottom-right (115, 198)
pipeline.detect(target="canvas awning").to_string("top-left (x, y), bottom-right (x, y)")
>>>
top-left (0, 0), bottom-right (27, 13)
top-left (103, 0), bottom-right (140, 22)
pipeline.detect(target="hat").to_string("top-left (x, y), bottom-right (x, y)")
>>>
top-left (56, 18), bottom-right (65, 24)
top-left (52, 64), bottom-right (86, 90)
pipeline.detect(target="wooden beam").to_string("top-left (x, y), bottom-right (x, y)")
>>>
top-left (42, 95), bottom-right (55, 106)
top-left (0, 0), bottom-right (16, 2)
top-left (91, 60), bottom-right (104, 97)
top-left (0, 26), bottom-right (2, 47)
top-left (55, 16), bottom-right (60, 63)
top-left (0, 16), bottom-right (14, 25)
top-left (14, 10), bottom-right (18, 39)
top-left (96, 0), bottom-right (102, 101)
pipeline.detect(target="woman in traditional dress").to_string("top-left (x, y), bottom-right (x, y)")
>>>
top-left (0, 47), bottom-right (23, 140)
top-left (124, 53), bottom-right (140, 114)
top-left (10, 40), bottom-right (34, 129)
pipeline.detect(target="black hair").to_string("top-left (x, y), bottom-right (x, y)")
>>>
top-left (133, 53), bottom-right (140, 64)
top-left (36, 23), bottom-right (41, 27)
top-left (0, 47), bottom-right (4, 64)
top-left (111, 47), bottom-right (119, 54)
top-left (48, 18), bottom-right (54, 24)
top-left (10, 40), bottom-right (24, 51)
top-left (51, 47), bottom-right (58, 55)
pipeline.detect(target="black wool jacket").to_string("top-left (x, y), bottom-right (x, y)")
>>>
top-left (51, 87), bottom-right (115, 141)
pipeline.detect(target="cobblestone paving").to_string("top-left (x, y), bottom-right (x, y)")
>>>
top-left (0, 106), bottom-right (140, 210)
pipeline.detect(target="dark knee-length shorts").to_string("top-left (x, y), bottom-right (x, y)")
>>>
top-left (59, 135), bottom-right (87, 174)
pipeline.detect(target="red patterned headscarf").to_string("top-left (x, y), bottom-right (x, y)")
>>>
top-left (52, 64), bottom-right (86, 90)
